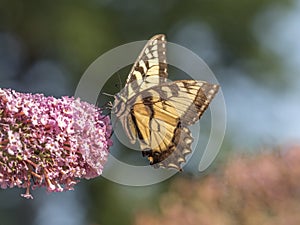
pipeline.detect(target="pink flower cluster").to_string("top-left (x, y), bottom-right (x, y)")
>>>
top-left (0, 88), bottom-right (112, 199)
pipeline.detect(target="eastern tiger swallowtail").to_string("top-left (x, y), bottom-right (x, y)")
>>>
top-left (111, 34), bottom-right (219, 170)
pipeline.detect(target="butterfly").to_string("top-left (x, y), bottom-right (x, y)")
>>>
top-left (111, 34), bottom-right (219, 170)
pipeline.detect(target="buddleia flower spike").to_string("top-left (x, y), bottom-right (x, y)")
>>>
top-left (0, 88), bottom-right (112, 199)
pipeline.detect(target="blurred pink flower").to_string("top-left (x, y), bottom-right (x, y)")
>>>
top-left (134, 145), bottom-right (300, 225)
top-left (0, 88), bottom-right (112, 199)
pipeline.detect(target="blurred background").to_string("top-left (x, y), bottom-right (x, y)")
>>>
top-left (0, 0), bottom-right (299, 224)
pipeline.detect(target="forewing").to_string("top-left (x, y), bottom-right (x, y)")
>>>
top-left (112, 34), bottom-right (168, 144)
top-left (126, 34), bottom-right (168, 84)
top-left (131, 80), bottom-right (219, 125)
top-left (119, 34), bottom-right (168, 100)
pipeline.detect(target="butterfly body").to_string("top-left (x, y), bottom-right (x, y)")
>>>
top-left (112, 34), bottom-right (219, 170)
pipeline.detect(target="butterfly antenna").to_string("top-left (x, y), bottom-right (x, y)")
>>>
top-left (117, 72), bottom-right (123, 91)
top-left (102, 92), bottom-right (115, 97)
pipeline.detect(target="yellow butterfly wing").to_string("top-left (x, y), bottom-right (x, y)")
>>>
top-left (113, 34), bottom-right (168, 143)
top-left (129, 80), bottom-right (219, 169)
top-left (112, 34), bottom-right (219, 170)
top-left (119, 34), bottom-right (168, 101)
top-left (126, 34), bottom-right (168, 83)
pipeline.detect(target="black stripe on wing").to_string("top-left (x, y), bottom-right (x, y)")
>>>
top-left (127, 80), bottom-right (219, 170)
top-left (126, 34), bottom-right (168, 84)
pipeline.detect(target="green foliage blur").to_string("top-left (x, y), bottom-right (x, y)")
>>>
top-left (0, 0), bottom-right (291, 83)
